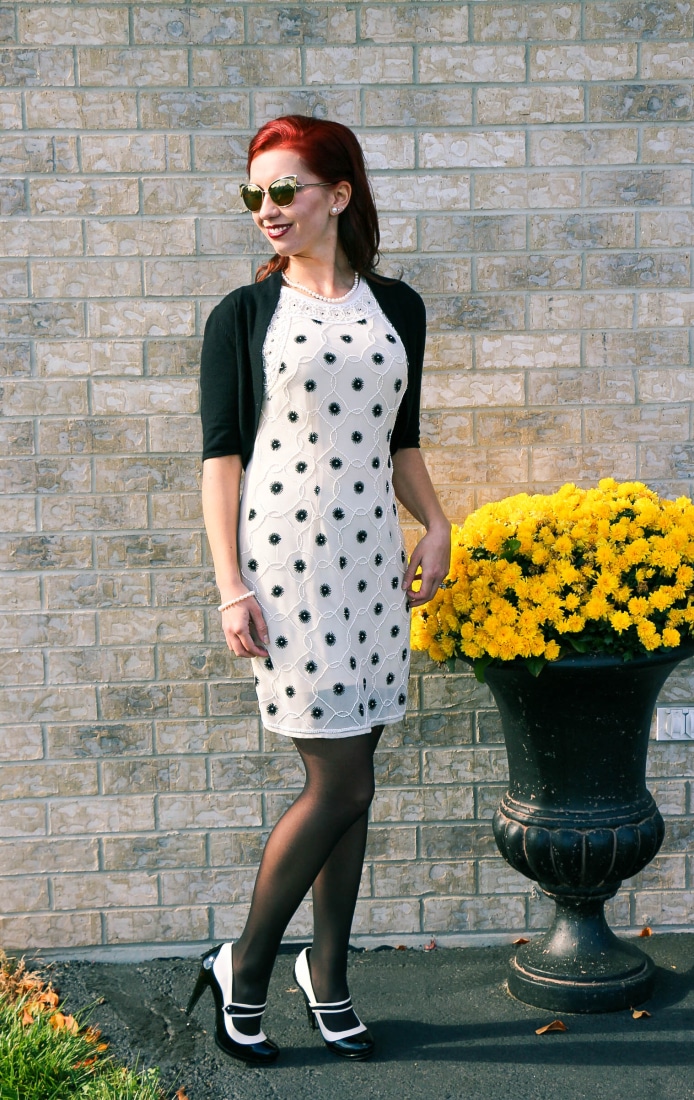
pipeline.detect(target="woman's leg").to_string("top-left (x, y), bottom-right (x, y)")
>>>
top-left (308, 725), bottom-right (384, 1003)
top-left (231, 730), bottom-right (379, 1006)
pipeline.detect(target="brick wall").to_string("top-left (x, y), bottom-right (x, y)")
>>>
top-left (2, 1), bottom-right (694, 956)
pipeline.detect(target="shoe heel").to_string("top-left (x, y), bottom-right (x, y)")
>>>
top-left (186, 965), bottom-right (209, 1016)
top-left (301, 990), bottom-right (317, 1030)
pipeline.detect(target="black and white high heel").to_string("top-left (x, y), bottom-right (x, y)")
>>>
top-left (186, 943), bottom-right (279, 1064)
top-left (294, 947), bottom-right (375, 1060)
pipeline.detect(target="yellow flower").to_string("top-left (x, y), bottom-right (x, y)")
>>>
top-left (662, 627), bottom-right (681, 648)
top-left (610, 611), bottom-right (631, 633)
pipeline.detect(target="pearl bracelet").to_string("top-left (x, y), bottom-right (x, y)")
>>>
top-left (218, 591), bottom-right (255, 613)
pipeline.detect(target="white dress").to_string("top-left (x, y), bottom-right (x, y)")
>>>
top-left (237, 280), bottom-right (411, 737)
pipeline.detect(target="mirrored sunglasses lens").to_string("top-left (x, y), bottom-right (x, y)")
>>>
top-left (241, 185), bottom-right (263, 211)
top-left (268, 178), bottom-right (297, 207)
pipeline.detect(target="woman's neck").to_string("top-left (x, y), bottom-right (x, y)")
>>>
top-left (284, 253), bottom-right (354, 299)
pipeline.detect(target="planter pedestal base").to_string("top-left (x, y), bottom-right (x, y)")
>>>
top-left (509, 891), bottom-right (654, 1013)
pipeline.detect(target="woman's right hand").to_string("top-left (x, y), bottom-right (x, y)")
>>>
top-left (221, 591), bottom-right (270, 658)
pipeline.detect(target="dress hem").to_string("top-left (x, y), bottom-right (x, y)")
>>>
top-left (263, 711), bottom-right (407, 740)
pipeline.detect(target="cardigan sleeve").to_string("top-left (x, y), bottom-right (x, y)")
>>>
top-left (200, 300), bottom-right (243, 461)
top-left (388, 284), bottom-right (426, 455)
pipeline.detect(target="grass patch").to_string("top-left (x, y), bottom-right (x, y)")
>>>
top-left (0, 953), bottom-right (184, 1100)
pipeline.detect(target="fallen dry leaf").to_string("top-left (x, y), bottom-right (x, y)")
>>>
top-left (175, 1089), bottom-right (191, 1100)
top-left (285, 987), bottom-right (298, 994)
top-left (38, 990), bottom-right (60, 1008)
top-left (535, 1019), bottom-right (568, 1035)
top-left (632, 1009), bottom-right (652, 1020)
top-left (21, 1007), bottom-right (35, 1027)
top-left (395, 945), bottom-right (407, 951)
top-left (50, 1012), bottom-right (79, 1034)
top-left (512, 937), bottom-right (530, 946)
top-left (72, 1056), bottom-right (98, 1069)
top-left (639, 926), bottom-right (653, 937)
top-left (423, 938), bottom-right (437, 951)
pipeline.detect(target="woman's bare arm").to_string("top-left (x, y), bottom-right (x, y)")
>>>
top-left (202, 455), bottom-right (269, 657)
top-left (391, 447), bottom-right (451, 608)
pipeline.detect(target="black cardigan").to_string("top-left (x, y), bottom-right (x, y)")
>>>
top-left (200, 271), bottom-right (426, 468)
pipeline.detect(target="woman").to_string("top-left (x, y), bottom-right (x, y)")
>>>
top-left (188, 115), bottom-right (450, 1064)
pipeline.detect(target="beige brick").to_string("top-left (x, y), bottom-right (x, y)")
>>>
top-left (420, 410), bottom-right (473, 448)
top-left (372, 173), bottom-right (470, 212)
top-left (477, 85), bottom-right (584, 125)
top-left (477, 254), bottom-right (581, 290)
top-left (0, 456), bottom-right (90, 495)
top-left (530, 444), bottom-right (637, 482)
top-left (50, 795), bottom-right (155, 835)
top-left (52, 871), bottom-right (157, 910)
top-left (88, 301), bottom-right (195, 338)
top-left (364, 87), bottom-right (472, 127)
top-left (427, 294), bottom-right (525, 333)
top-left (642, 42), bottom-right (694, 79)
top-left (2, 499), bottom-right (37, 533)
top-left (0, 136), bottom-right (76, 176)
top-left (353, 898), bottom-right (420, 934)
top-left (96, 531), bottom-right (201, 568)
top-left (0, 760), bottom-right (97, 798)
top-left (362, 4), bottom-right (468, 42)
top-left (147, 340), bottom-right (201, 377)
top-left (530, 212), bottom-right (635, 251)
top-left (639, 369), bottom-right (694, 403)
top-left (45, 572), bottom-right (150, 610)
top-left (0, 420), bottom-right (33, 453)
top-left (420, 44), bottom-right (525, 83)
top-left (78, 47), bottom-right (188, 86)
top-left (0, 301), bottom-right (84, 338)
top-left (637, 291), bottom-right (694, 327)
top-left (156, 717), bottom-right (260, 755)
top-left (585, 1), bottom-right (693, 39)
top-left (0, 91), bottom-right (20, 130)
top-left (0, 219), bottom-right (82, 258)
top-left (0, 179), bottom-right (27, 217)
top-left (420, 130), bottom-right (525, 169)
top-left (423, 748), bottom-right (507, 785)
top-left (19, 7), bottom-right (129, 46)
top-left (424, 334), bottom-right (473, 372)
top-left (475, 171), bottom-right (580, 210)
top-left (305, 46), bottom-right (413, 84)
top-left (0, 686), bottom-right (96, 725)
top-left (359, 131), bottom-right (415, 172)
top-left (0, 876), bottom-right (49, 913)
top-left (81, 136), bottom-right (166, 175)
top-left (477, 860), bottom-right (532, 895)
top-left (39, 417), bottom-right (146, 455)
top-left (586, 329), bottom-right (688, 368)
top-left (31, 178), bottom-right (139, 216)
top-left (161, 867), bottom-right (256, 907)
top-left (0, 648), bottom-right (43, 684)
top-left (0, 913), bottom-right (101, 949)
top-left (253, 89), bottom-right (360, 127)
top-left (150, 492), bottom-right (203, 528)
top-left (641, 210), bottom-right (694, 247)
top-left (3, 611), bottom-right (95, 649)
top-left (153, 570), bottom-right (215, 608)
top-left (0, 9), bottom-right (14, 43)
top-left (158, 644), bottom-right (234, 683)
top-left (424, 895), bottom-right (525, 932)
top-left (142, 177), bottom-right (241, 215)
top-left (0, 838), bottom-right (98, 875)
top-left (421, 371), bottom-right (523, 410)
top-left (190, 132), bottom-right (250, 173)
top-left (586, 252), bottom-right (689, 288)
top-left (478, 333), bottom-right (580, 370)
top-left (379, 216), bottom-right (417, 253)
top-left (91, 378), bottom-right (197, 416)
top-left (385, 257), bottom-right (470, 294)
top-left (639, 443), bottom-right (694, 481)
top-left (531, 44), bottom-right (637, 80)
top-left (36, 341), bottom-right (142, 378)
top-left (148, 416), bottom-right (201, 453)
top-left (87, 218), bottom-right (194, 259)
top-left (247, 4), bottom-right (356, 44)
top-left (528, 368), bottom-right (635, 405)
top-left (105, 906), bottom-right (208, 944)
top-left (32, 259), bottom-right (142, 299)
top-left (1, 379), bottom-right (87, 417)
top-left (529, 292), bottom-right (634, 329)
top-left (102, 757), bottom-right (206, 794)
top-left (0, 47), bottom-right (74, 86)
top-left (26, 90), bottom-right (136, 129)
top-left (40, 494), bottom-right (148, 532)
top-left (159, 791), bottom-right (262, 830)
top-left (478, 409), bottom-right (582, 445)
top-left (531, 127), bottom-right (638, 166)
top-left (474, 3), bottom-right (581, 40)
top-left (634, 890), bottom-right (694, 927)
top-left (589, 82), bottom-right (694, 122)
top-left (46, 722), bottom-right (152, 759)
top-left (144, 258), bottom-right (250, 297)
top-left (421, 214), bottom-right (525, 254)
top-left (0, 260), bottom-right (27, 296)
top-left (648, 779), bottom-right (687, 816)
top-left (132, 6), bottom-right (244, 45)
top-left (585, 405), bottom-right (690, 443)
top-left (0, 726), bottom-right (43, 762)
top-left (632, 855), bottom-right (686, 891)
top-left (102, 832), bottom-right (205, 871)
top-left (585, 168), bottom-right (691, 206)
top-left (99, 682), bottom-right (205, 720)
top-left (642, 125), bottom-right (694, 164)
top-left (140, 90), bottom-right (250, 130)
top-left (0, 800), bottom-right (46, 838)
top-left (193, 47), bottom-right (300, 87)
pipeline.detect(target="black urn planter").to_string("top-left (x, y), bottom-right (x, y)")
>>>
top-left (485, 647), bottom-right (693, 1014)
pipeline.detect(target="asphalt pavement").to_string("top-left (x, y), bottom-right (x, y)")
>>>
top-left (45, 933), bottom-right (694, 1100)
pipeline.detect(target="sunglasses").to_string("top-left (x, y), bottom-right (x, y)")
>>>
top-left (239, 175), bottom-right (332, 213)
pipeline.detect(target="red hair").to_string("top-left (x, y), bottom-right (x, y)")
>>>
top-left (246, 115), bottom-right (381, 282)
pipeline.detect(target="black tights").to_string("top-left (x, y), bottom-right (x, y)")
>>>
top-left (232, 725), bottom-right (384, 1006)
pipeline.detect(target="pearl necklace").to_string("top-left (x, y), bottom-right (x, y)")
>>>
top-left (282, 270), bottom-right (360, 303)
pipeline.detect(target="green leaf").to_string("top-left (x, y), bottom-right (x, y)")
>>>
top-left (568, 636), bottom-right (591, 653)
top-left (473, 655), bottom-right (493, 683)
top-left (500, 537), bottom-right (521, 561)
top-left (444, 657), bottom-right (457, 673)
top-left (525, 655), bottom-right (547, 678)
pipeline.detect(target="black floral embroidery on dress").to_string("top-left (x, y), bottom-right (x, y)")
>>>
top-left (294, 559), bottom-right (306, 573)
top-left (330, 458), bottom-right (343, 469)
top-left (288, 411), bottom-right (299, 423)
top-left (391, 625), bottom-right (400, 637)
top-left (349, 656), bottom-right (357, 670)
top-left (343, 607), bottom-right (350, 620)
top-left (358, 630), bottom-right (367, 643)
top-left (312, 707), bottom-right (324, 719)
top-left (386, 672), bottom-right (395, 685)
top-left (352, 378), bottom-right (364, 391)
top-left (341, 334), bottom-right (352, 343)
top-left (372, 404), bottom-right (383, 417)
top-left (372, 353), bottom-right (384, 365)
top-left (268, 533), bottom-right (281, 545)
top-left (328, 402), bottom-right (341, 415)
top-left (374, 506), bottom-right (383, 518)
top-left (392, 576), bottom-right (399, 589)
top-left (339, 556), bottom-right (347, 569)
top-left (371, 652), bottom-right (380, 665)
top-left (356, 530), bottom-right (367, 543)
top-left (368, 698), bottom-right (377, 710)
top-left (333, 683), bottom-right (345, 695)
top-left (358, 703), bottom-right (365, 716)
top-left (398, 693), bottom-right (406, 705)
top-left (325, 632), bottom-right (336, 646)
top-left (280, 361), bottom-right (288, 371)
top-left (324, 352), bottom-right (336, 364)
top-left (332, 507), bottom-right (345, 520)
top-left (298, 610), bottom-right (311, 623)
top-left (314, 485), bottom-right (320, 494)
top-left (265, 657), bottom-right (274, 671)
top-left (320, 584), bottom-right (331, 597)
top-left (286, 685), bottom-right (296, 697)
top-left (295, 509), bottom-right (308, 523)
top-left (394, 378), bottom-right (402, 392)
top-left (374, 553), bottom-right (383, 566)
top-left (276, 636), bottom-right (288, 648)
top-left (351, 431), bottom-right (363, 443)
top-left (354, 481), bottom-right (364, 494)
top-left (295, 335), bottom-right (307, 343)
top-left (374, 603), bottom-right (383, 615)
top-left (316, 533), bottom-right (327, 546)
top-left (271, 439), bottom-right (281, 450)
top-left (267, 703), bottom-right (278, 715)
top-left (305, 660), bottom-right (317, 674)
top-left (270, 482), bottom-right (283, 494)
top-left (304, 379), bottom-right (316, 391)
top-left (386, 333), bottom-right (396, 344)
top-left (271, 585), bottom-right (284, 597)
top-left (372, 457), bottom-right (380, 468)
top-left (295, 460), bottom-right (307, 472)
top-left (308, 432), bottom-right (318, 443)
top-left (402, 648), bottom-right (408, 661)
top-left (248, 559), bottom-right (258, 571)
top-left (357, 579), bottom-right (367, 592)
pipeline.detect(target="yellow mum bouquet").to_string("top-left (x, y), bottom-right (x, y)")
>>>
top-left (411, 478), bottom-right (694, 682)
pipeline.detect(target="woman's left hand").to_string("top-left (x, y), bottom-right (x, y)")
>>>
top-left (402, 521), bottom-right (451, 608)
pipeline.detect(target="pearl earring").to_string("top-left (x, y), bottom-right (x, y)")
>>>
top-left (331, 206), bottom-right (339, 214)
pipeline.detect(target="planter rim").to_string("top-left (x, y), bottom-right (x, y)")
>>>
top-left (462, 644), bottom-right (694, 675)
